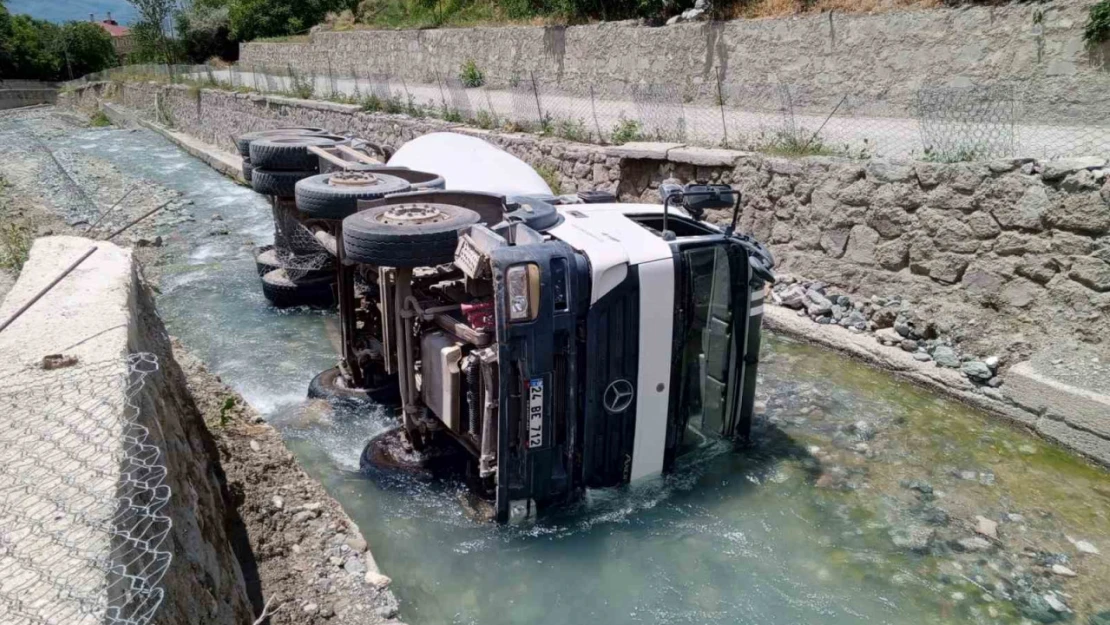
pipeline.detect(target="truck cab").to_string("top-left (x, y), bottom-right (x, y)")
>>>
top-left (475, 198), bottom-right (772, 522)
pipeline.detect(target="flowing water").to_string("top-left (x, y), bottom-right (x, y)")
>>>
top-left (52, 124), bottom-right (1110, 625)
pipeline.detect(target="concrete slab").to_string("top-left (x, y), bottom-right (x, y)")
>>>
top-left (667, 146), bottom-right (744, 167)
top-left (0, 237), bottom-right (132, 367)
top-left (605, 141), bottom-right (684, 160)
top-left (1006, 360), bottom-right (1110, 439)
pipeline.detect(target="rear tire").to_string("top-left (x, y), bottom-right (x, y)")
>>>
top-left (260, 268), bottom-right (335, 308)
top-left (295, 172), bottom-right (412, 220)
top-left (236, 127), bottom-right (328, 158)
top-left (342, 203), bottom-right (481, 267)
top-left (249, 135), bottom-right (346, 171)
top-left (251, 168), bottom-right (315, 198)
top-left (307, 367), bottom-right (399, 405)
top-left (242, 158), bottom-right (253, 183)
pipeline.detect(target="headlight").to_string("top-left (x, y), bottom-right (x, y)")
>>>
top-left (505, 264), bottom-right (540, 322)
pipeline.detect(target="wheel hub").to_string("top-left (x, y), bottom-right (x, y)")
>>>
top-left (329, 171), bottom-right (380, 187)
top-left (378, 203), bottom-right (450, 226)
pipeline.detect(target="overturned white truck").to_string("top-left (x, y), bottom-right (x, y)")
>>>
top-left (298, 133), bottom-right (776, 523)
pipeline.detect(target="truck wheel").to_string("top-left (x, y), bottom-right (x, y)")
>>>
top-left (236, 127), bottom-right (328, 157)
top-left (249, 135), bottom-right (346, 171)
top-left (260, 268), bottom-right (335, 308)
top-left (342, 203), bottom-right (481, 267)
top-left (307, 367), bottom-right (399, 405)
top-left (251, 168), bottom-right (315, 198)
top-left (242, 158), bottom-right (253, 183)
top-left (295, 172), bottom-right (412, 220)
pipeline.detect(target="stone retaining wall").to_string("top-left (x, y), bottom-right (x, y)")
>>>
top-left (239, 1), bottom-right (1109, 123)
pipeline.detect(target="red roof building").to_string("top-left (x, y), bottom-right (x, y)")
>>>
top-left (90, 13), bottom-right (134, 56)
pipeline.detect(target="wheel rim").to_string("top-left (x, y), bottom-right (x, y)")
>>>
top-left (329, 171), bottom-right (382, 187)
top-left (376, 203), bottom-right (452, 226)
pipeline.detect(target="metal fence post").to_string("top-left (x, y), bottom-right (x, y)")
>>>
top-left (436, 71), bottom-right (448, 113)
top-left (590, 85), bottom-right (604, 143)
top-left (530, 71), bottom-right (544, 123)
top-left (716, 66), bottom-right (728, 148)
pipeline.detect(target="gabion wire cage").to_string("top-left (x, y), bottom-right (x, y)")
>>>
top-left (0, 353), bottom-right (172, 625)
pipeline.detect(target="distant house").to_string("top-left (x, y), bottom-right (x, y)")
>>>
top-left (90, 13), bottom-right (134, 58)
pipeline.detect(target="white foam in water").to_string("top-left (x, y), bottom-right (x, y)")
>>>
top-left (160, 268), bottom-right (211, 294)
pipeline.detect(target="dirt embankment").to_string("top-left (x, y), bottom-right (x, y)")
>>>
top-left (0, 107), bottom-right (401, 624)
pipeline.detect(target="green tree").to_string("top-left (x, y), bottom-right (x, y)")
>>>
top-left (7, 14), bottom-right (61, 79)
top-left (128, 0), bottom-right (179, 63)
top-left (0, 2), bottom-right (16, 77)
top-left (176, 3), bottom-right (237, 62)
top-left (56, 22), bottom-right (117, 79)
top-left (227, 0), bottom-right (354, 41)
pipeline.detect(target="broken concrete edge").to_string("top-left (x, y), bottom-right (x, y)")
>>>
top-left (100, 100), bottom-right (247, 184)
top-left (763, 304), bottom-right (1110, 468)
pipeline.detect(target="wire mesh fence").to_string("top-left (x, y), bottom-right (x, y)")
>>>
top-left (68, 62), bottom-right (1110, 162)
top-left (0, 353), bottom-right (171, 625)
top-left (271, 200), bottom-right (335, 282)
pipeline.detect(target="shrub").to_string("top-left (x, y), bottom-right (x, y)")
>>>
top-left (361, 93), bottom-right (383, 112)
top-left (610, 116), bottom-right (643, 145)
top-left (459, 59), bottom-right (485, 88)
top-left (1085, 0), bottom-right (1110, 49)
top-left (89, 110), bottom-right (112, 127)
top-left (474, 109), bottom-right (498, 129)
top-left (554, 117), bottom-right (589, 143)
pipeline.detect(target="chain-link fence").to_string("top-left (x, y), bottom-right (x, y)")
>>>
top-left (0, 353), bottom-right (171, 625)
top-left (68, 62), bottom-right (1110, 162)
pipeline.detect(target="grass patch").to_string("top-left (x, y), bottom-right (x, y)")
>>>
top-left (89, 110), bottom-right (112, 127)
top-left (218, 396), bottom-right (237, 427)
top-left (536, 164), bottom-right (562, 194)
top-left (758, 131), bottom-right (840, 157)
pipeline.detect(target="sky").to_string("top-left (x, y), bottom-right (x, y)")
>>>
top-left (6, 0), bottom-right (140, 24)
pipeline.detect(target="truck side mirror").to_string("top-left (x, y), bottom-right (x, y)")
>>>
top-left (659, 183), bottom-right (683, 206)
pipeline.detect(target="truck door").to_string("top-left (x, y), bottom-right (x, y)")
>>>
top-left (667, 241), bottom-right (743, 461)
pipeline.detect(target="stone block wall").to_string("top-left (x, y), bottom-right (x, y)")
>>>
top-left (239, 1), bottom-right (1109, 123)
top-left (62, 81), bottom-right (1110, 352)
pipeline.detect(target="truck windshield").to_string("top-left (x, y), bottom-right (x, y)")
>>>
top-left (674, 244), bottom-right (735, 455)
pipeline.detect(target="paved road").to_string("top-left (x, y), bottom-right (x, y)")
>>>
top-left (212, 69), bottom-right (1109, 160)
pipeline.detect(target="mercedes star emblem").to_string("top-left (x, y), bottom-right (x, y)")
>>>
top-left (603, 379), bottom-right (635, 414)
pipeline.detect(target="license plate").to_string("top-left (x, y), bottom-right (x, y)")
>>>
top-left (527, 377), bottom-right (544, 449)
top-left (454, 236), bottom-right (484, 279)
